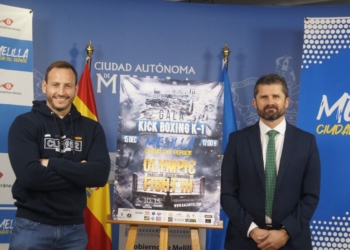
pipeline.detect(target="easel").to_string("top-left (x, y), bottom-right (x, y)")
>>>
top-left (107, 215), bottom-right (223, 250)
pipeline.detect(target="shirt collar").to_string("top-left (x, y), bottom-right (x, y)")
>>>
top-left (259, 119), bottom-right (286, 137)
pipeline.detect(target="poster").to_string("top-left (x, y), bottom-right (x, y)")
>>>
top-left (113, 76), bottom-right (223, 226)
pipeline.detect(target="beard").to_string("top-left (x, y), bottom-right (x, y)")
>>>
top-left (257, 104), bottom-right (285, 121)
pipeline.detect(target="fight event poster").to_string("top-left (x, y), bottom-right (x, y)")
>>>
top-left (0, 4), bottom-right (33, 249)
top-left (113, 76), bottom-right (223, 226)
top-left (2, 1), bottom-right (350, 249)
top-left (298, 17), bottom-right (350, 249)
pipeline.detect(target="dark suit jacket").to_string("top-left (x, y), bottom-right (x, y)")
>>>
top-left (221, 121), bottom-right (321, 249)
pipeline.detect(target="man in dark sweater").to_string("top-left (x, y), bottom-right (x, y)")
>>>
top-left (8, 61), bottom-right (110, 250)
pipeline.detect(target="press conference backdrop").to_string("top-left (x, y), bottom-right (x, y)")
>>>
top-left (1, 0), bottom-right (350, 249)
top-left (298, 17), bottom-right (350, 250)
top-left (0, 4), bottom-right (33, 250)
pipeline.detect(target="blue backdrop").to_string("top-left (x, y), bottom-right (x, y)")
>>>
top-left (1, 0), bottom-right (350, 249)
top-left (298, 16), bottom-right (350, 249)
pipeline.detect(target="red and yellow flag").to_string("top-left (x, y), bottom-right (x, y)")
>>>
top-left (73, 60), bottom-right (112, 250)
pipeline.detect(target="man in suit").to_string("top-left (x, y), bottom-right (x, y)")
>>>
top-left (221, 74), bottom-right (321, 249)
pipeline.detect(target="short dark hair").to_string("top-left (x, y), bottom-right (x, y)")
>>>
top-left (44, 61), bottom-right (78, 85)
top-left (253, 74), bottom-right (288, 98)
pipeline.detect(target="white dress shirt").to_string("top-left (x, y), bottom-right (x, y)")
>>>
top-left (247, 119), bottom-right (286, 237)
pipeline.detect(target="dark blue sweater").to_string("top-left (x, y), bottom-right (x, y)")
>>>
top-left (8, 101), bottom-right (110, 225)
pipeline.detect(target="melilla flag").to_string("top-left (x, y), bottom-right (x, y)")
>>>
top-left (73, 60), bottom-right (112, 250)
top-left (206, 62), bottom-right (237, 250)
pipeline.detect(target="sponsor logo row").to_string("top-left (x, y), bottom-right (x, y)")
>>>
top-left (117, 208), bottom-right (214, 225)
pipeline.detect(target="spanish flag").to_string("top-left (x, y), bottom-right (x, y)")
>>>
top-left (73, 60), bottom-right (112, 250)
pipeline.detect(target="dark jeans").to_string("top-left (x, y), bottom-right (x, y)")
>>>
top-left (9, 217), bottom-right (87, 250)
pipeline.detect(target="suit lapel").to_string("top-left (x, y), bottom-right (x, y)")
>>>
top-left (248, 123), bottom-right (265, 190)
top-left (276, 123), bottom-right (297, 189)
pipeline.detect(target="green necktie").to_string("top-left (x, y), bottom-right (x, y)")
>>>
top-left (265, 130), bottom-right (279, 218)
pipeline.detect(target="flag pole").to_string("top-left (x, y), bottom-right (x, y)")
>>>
top-left (222, 42), bottom-right (230, 70)
top-left (86, 40), bottom-right (94, 70)
top-left (78, 40), bottom-right (112, 250)
top-left (206, 42), bottom-right (235, 250)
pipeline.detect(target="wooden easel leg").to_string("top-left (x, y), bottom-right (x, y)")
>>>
top-left (159, 226), bottom-right (169, 250)
top-left (125, 225), bottom-right (138, 250)
top-left (190, 228), bottom-right (201, 250)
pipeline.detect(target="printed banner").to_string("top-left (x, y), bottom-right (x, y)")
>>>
top-left (298, 17), bottom-right (350, 250)
top-left (113, 77), bottom-right (223, 226)
top-left (0, 4), bottom-right (33, 247)
top-left (0, 4), bottom-right (33, 106)
top-left (118, 224), bottom-right (206, 250)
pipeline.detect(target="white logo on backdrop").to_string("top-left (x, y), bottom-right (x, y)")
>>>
top-left (231, 55), bottom-right (299, 129)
